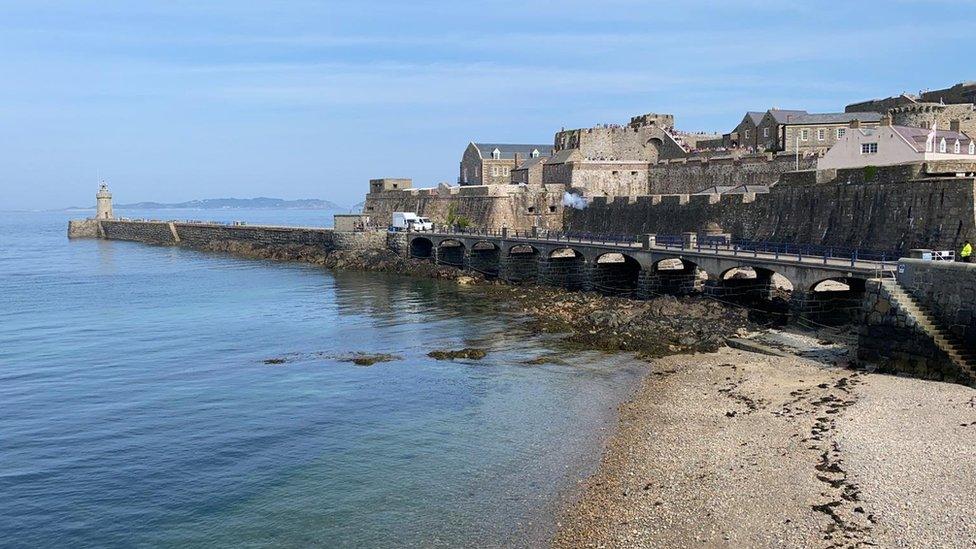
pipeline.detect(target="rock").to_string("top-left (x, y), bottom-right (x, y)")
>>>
top-left (456, 275), bottom-right (477, 285)
top-left (263, 358), bottom-right (287, 365)
top-left (428, 348), bottom-right (489, 360)
top-left (336, 353), bottom-right (401, 367)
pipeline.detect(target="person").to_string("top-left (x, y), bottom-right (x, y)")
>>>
top-left (961, 240), bottom-right (973, 263)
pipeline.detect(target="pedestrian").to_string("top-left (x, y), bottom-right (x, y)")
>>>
top-left (961, 240), bottom-right (973, 263)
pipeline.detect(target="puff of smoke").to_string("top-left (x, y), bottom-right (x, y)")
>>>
top-left (562, 192), bottom-right (588, 209)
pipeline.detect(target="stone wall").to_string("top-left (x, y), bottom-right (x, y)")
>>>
top-left (173, 223), bottom-right (333, 249)
top-left (896, 259), bottom-right (976, 344)
top-left (565, 171), bottom-right (976, 254)
top-left (646, 154), bottom-right (814, 195)
top-left (857, 280), bottom-right (967, 383)
top-left (100, 221), bottom-right (178, 245)
top-left (67, 219), bottom-right (102, 239)
top-left (362, 184), bottom-right (566, 230)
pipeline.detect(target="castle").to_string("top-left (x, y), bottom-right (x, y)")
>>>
top-left (362, 81), bottom-right (976, 254)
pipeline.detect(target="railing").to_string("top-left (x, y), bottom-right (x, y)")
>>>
top-left (414, 227), bottom-right (897, 270)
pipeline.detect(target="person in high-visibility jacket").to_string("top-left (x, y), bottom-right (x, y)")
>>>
top-left (961, 240), bottom-right (973, 263)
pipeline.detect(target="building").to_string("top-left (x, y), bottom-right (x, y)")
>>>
top-left (459, 143), bottom-right (553, 186)
top-left (889, 102), bottom-right (976, 136)
top-left (781, 112), bottom-right (882, 154)
top-left (727, 111), bottom-right (765, 149)
top-left (369, 178), bottom-right (412, 194)
top-left (755, 109), bottom-right (808, 151)
top-left (510, 155), bottom-right (549, 186)
top-left (818, 122), bottom-right (976, 171)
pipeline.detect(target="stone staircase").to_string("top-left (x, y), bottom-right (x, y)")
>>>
top-left (880, 278), bottom-right (976, 382)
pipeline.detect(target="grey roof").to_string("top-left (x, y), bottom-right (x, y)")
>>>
top-left (548, 149), bottom-right (580, 164)
top-left (745, 111), bottom-right (765, 125)
top-left (767, 109), bottom-right (809, 124)
top-left (472, 143), bottom-right (553, 160)
top-left (891, 125), bottom-right (973, 153)
top-left (514, 156), bottom-right (548, 170)
top-left (785, 112), bottom-right (882, 125)
top-left (694, 185), bottom-right (735, 195)
top-left (727, 184), bottom-right (769, 194)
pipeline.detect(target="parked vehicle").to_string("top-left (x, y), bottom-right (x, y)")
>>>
top-left (391, 212), bottom-right (433, 232)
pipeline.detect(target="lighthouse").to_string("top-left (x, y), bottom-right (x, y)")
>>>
top-left (95, 182), bottom-right (114, 220)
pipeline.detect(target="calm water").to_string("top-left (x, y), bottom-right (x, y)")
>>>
top-left (0, 209), bottom-right (644, 548)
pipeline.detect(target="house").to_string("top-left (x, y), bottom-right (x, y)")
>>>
top-left (781, 112), bottom-right (883, 153)
top-left (755, 109), bottom-right (809, 151)
top-left (511, 155), bottom-right (549, 186)
top-left (818, 122), bottom-right (976, 170)
top-left (459, 142), bottom-right (554, 186)
top-left (727, 111), bottom-right (765, 149)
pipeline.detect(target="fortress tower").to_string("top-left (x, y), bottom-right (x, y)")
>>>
top-left (95, 182), bottom-right (114, 220)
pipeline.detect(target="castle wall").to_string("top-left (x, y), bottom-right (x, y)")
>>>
top-left (646, 154), bottom-right (814, 194)
top-left (362, 184), bottom-right (565, 230)
top-left (67, 219), bottom-right (102, 239)
top-left (173, 223), bottom-right (334, 249)
top-left (891, 103), bottom-right (976, 136)
top-left (565, 170), bottom-right (976, 254)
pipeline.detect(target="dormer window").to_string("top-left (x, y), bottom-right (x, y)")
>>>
top-left (492, 148), bottom-right (501, 159)
top-left (970, 142), bottom-right (975, 155)
top-left (531, 149), bottom-right (540, 158)
top-left (939, 138), bottom-right (947, 153)
top-left (954, 140), bottom-right (961, 154)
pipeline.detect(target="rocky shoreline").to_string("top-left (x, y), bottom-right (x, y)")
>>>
top-left (182, 238), bottom-right (976, 548)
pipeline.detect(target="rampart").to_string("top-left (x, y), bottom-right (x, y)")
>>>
top-left (565, 165), bottom-right (976, 255)
top-left (646, 153), bottom-right (816, 195)
top-left (362, 183), bottom-right (565, 230)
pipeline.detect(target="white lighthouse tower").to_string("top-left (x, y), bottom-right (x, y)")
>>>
top-left (95, 182), bottom-right (114, 220)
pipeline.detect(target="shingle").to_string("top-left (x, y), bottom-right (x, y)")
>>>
top-left (786, 112), bottom-right (882, 125)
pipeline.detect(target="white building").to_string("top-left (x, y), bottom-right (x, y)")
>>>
top-left (818, 124), bottom-right (975, 170)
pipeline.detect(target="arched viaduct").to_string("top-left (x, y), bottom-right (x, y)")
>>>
top-left (406, 230), bottom-right (892, 323)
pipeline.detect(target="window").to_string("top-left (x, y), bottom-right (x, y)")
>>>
top-left (462, 168), bottom-right (468, 182)
top-left (548, 205), bottom-right (557, 213)
top-left (970, 142), bottom-right (975, 155)
top-left (492, 148), bottom-right (501, 159)
top-left (939, 138), bottom-right (947, 153)
top-left (744, 130), bottom-right (750, 139)
top-left (503, 167), bottom-right (510, 176)
top-left (631, 171), bottom-right (638, 175)
top-left (611, 170), bottom-right (619, 175)
top-left (491, 166), bottom-right (499, 176)
top-left (836, 128), bottom-right (846, 139)
top-left (531, 149), bottom-right (540, 158)
top-left (800, 129), bottom-right (810, 141)
top-left (763, 127), bottom-right (770, 138)
top-left (527, 206), bottom-right (536, 214)
top-left (861, 142), bottom-right (878, 154)
top-left (954, 140), bottom-right (961, 154)
top-left (817, 128), bottom-right (826, 141)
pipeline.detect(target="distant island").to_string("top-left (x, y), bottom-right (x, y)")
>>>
top-left (67, 197), bottom-right (351, 211)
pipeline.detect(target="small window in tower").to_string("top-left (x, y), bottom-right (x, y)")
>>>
top-left (548, 205), bottom-right (557, 213)
top-left (631, 171), bottom-right (638, 175)
top-left (527, 206), bottom-right (536, 214)
top-left (612, 170), bottom-right (619, 175)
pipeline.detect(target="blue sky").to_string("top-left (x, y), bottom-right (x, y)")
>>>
top-left (3, 0), bottom-right (975, 209)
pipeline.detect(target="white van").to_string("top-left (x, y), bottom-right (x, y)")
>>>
top-left (391, 212), bottom-right (433, 232)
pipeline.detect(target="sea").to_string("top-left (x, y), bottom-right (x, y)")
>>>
top-left (0, 209), bottom-right (645, 548)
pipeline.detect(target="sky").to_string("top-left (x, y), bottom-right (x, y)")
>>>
top-left (3, 0), bottom-right (975, 210)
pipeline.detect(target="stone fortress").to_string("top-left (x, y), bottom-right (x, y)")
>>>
top-left (363, 80), bottom-right (976, 256)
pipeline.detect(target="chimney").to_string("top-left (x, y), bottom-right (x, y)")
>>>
top-left (881, 114), bottom-right (893, 127)
top-left (950, 119), bottom-right (961, 132)
top-left (514, 152), bottom-right (522, 166)
top-left (850, 119), bottom-right (861, 129)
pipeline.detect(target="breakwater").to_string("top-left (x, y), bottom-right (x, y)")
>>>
top-left (68, 218), bottom-right (976, 386)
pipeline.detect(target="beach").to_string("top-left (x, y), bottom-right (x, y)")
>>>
top-left (552, 348), bottom-right (976, 548)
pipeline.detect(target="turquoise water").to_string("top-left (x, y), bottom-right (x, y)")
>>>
top-left (0, 210), bottom-right (644, 548)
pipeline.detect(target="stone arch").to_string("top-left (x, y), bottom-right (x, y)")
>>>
top-left (798, 276), bottom-right (868, 326)
top-left (543, 247), bottom-right (587, 290)
top-left (645, 256), bottom-right (702, 296)
top-left (468, 241), bottom-right (500, 277)
top-left (410, 236), bottom-right (434, 259)
top-left (648, 136), bottom-right (665, 159)
top-left (505, 244), bottom-right (540, 283)
top-left (592, 252), bottom-right (642, 297)
top-left (436, 239), bottom-right (466, 267)
top-left (711, 264), bottom-right (794, 323)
